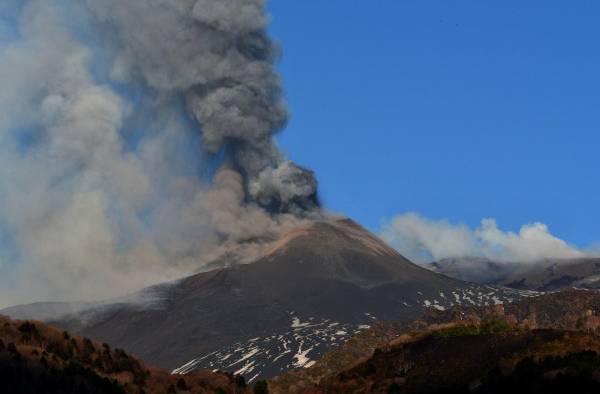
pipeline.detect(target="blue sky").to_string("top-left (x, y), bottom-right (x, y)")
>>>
top-left (268, 1), bottom-right (600, 248)
top-left (0, 0), bottom-right (597, 305)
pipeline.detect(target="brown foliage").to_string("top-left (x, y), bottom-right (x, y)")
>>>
top-left (0, 314), bottom-right (251, 394)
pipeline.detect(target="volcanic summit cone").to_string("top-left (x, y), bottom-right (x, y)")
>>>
top-left (4, 218), bottom-right (529, 381)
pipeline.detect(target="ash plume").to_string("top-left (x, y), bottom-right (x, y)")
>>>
top-left (84, 0), bottom-right (318, 214)
top-left (0, 0), bottom-right (319, 307)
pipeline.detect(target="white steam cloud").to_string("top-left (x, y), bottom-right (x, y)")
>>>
top-left (381, 213), bottom-right (587, 264)
top-left (0, 0), bottom-right (318, 308)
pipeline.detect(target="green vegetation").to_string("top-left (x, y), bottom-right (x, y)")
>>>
top-left (432, 324), bottom-right (479, 338)
top-left (480, 318), bottom-right (512, 334)
top-left (432, 319), bottom-right (513, 339)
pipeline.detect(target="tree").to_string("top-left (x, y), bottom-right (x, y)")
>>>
top-left (234, 374), bottom-right (246, 388)
top-left (254, 380), bottom-right (269, 394)
top-left (18, 321), bottom-right (39, 342)
top-left (7, 342), bottom-right (17, 353)
top-left (176, 377), bottom-right (188, 391)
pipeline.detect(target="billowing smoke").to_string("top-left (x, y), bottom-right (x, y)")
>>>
top-left (381, 212), bottom-right (588, 264)
top-left (0, 0), bottom-right (319, 307)
top-left (84, 0), bottom-right (318, 213)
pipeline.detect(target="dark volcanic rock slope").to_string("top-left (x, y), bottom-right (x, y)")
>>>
top-left (37, 219), bottom-right (532, 382)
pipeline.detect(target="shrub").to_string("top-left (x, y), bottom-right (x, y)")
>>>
top-left (18, 321), bottom-right (33, 332)
top-left (432, 325), bottom-right (479, 338)
top-left (363, 361), bottom-right (377, 375)
top-left (92, 358), bottom-right (104, 370)
top-left (234, 374), bottom-right (246, 388)
top-left (176, 377), bottom-right (188, 390)
top-left (83, 338), bottom-right (95, 353)
top-left (480, 319), bottom-right (511, 334)
top-left (254, 380), bottom-right (269, 394)
top-left (18, 321), bottom-right (39, 342)
top-left (133, 367), bottom-right (147, 386)
top-left (46, 340), bottom-right (71, 360)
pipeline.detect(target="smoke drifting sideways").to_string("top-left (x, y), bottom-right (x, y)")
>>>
top-left (0, 0), bottom-right (320, 308)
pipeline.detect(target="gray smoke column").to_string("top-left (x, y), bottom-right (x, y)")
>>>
top-left (0, 0), bottom-right (320, 307)
top-left (86, 0), bottom-right (319, 213)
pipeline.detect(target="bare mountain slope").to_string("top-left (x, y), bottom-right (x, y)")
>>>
top-left (4, 218), bottom-right (532, 381)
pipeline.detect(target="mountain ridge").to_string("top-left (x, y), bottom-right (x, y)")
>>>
top-left (430, 256), bottom-right (600, 290)
top-left (3, 217), bottom-right (535, 381)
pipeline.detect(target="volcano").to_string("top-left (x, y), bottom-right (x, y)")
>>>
top-left (2, 218), bottom-right (534, 381)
